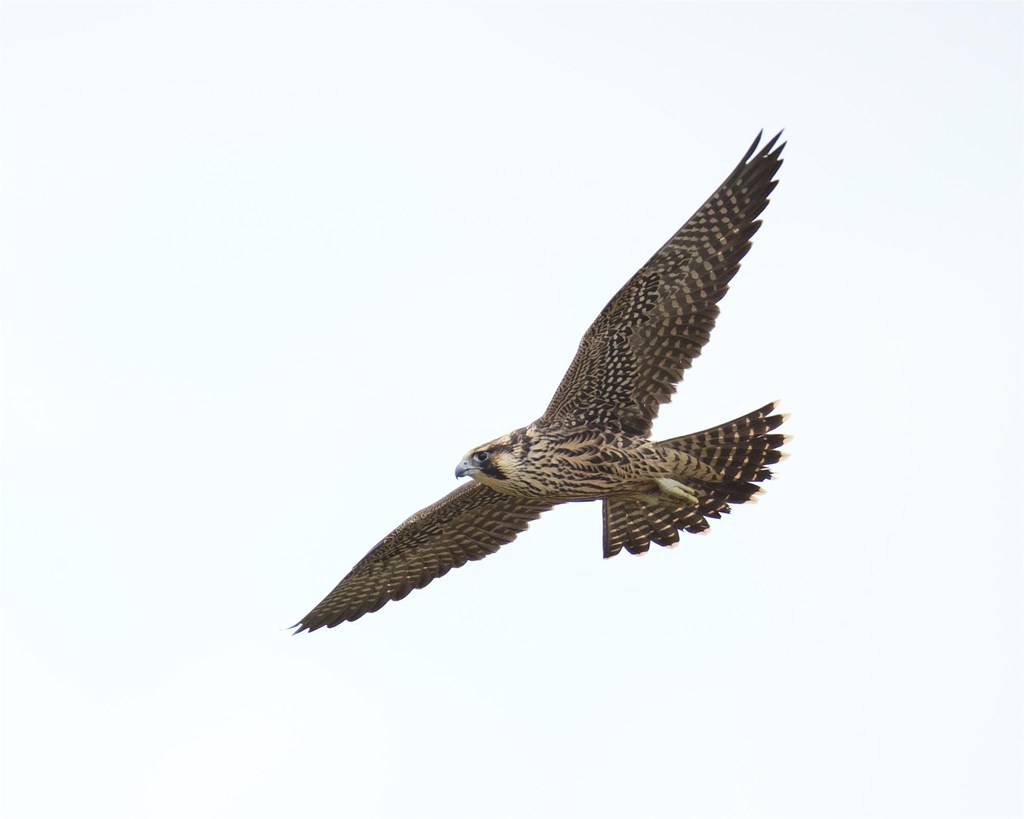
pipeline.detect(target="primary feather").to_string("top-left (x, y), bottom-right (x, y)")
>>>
top-left (296, 132), bottom-right (788, 632)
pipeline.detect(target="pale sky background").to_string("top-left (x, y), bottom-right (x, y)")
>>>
top-left (2, 3), bottom-right (1021, 818)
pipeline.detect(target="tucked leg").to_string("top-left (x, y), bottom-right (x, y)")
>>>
top-left (655, 477), bottom-right (700, 506)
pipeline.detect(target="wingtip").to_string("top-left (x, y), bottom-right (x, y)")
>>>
top-left (762, 129), bottom-right (785, 155)
top-left (290, 614), bottom-right (338, 634)
top-left (742, 130), bottom-right (764, 163)
top-left (744, 129), bottom-right (787, 164)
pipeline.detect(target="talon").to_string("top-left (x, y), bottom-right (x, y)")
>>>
top-left (655, 478), bottom-right (700, 505)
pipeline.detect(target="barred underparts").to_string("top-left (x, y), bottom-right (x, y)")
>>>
top-left (296, 132), bottom-right (789, 630)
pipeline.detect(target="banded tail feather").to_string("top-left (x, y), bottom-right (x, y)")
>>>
top-left (602, 402), bottom-right (788, 558)
top-left (603, 498), bottom-right (710, 557)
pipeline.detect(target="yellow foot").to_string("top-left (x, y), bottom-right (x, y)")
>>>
top-left (655, 477), bottom-right (700, 505)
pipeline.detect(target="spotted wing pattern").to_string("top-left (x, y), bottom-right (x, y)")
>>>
top-left (295, 483), bottom-right (554, 630)
top-left (542, 132), bottom-right (785, 437)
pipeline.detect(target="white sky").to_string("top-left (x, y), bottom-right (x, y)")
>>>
top-left (2, 3), bottom-right (1021, 818)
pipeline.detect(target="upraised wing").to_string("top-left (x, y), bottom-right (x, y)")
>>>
top-left (542, 132), bottom-right (785, 437)
top-left (294, 483), bottom-right (553, 630)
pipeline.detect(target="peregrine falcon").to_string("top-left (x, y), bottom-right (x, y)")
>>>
top-left (295, 132), bottom-right (788, 631)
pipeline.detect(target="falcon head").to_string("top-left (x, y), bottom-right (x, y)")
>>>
top-left (455, 436), bottom-right (516, 486)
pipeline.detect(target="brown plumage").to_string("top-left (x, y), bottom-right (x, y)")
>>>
top-left (295, 132), bottom-right (788, 631)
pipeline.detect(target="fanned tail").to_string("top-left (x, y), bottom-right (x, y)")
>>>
top-left (602, 402), bottom-right (788, 558)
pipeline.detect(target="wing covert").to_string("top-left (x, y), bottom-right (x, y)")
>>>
top-left (294, 483), bottom-right (554, 631)
top-left (542, 132), bottom-right (785, 436)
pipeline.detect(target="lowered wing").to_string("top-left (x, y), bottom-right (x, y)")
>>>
top-left (295, 483), bottom-right (553, 630)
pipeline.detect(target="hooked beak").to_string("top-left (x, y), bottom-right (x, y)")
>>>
top-left (455, 459), bottom-right (477, 479)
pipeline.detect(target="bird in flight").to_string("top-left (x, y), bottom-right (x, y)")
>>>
top-left (295, 131), bottom-right (788, 631)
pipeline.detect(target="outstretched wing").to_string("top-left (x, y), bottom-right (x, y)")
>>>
top-left (542, 132), bottom-right (785, 437)
top-left (295, 483), bottom-right (554, 631)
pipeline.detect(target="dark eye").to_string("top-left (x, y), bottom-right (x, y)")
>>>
top-left (473, 451), bottom-right (490, 464)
